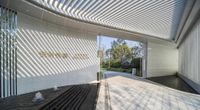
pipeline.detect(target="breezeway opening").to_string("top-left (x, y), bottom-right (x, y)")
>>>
top-left (97, 35), bottom-right (147, 79)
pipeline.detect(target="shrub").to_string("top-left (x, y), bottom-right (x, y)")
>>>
top-left (102, 61), bottom-right (109, 68)
top-left (121, 61), bottom-right (131, 69)
top-left (110, 60), bottom-right (121, 68)
top-left (107, 68), bottom-right (132, 73)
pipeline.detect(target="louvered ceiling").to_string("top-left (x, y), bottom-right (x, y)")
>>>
top-left (29, 0), bottom-right (187, 40)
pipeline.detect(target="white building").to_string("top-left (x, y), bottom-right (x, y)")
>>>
top-left (0, 0), bottom-right (200, 100)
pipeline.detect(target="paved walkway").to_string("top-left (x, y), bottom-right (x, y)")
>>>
top-left (96, 71), bottom-right (200, 110)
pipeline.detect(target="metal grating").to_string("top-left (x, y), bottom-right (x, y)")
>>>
top-left (29, 0), bottom-right (186, 40)
top-left (40, 85), bottom-right (91, 110)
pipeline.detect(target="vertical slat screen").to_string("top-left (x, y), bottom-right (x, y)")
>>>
top-left (0, 5), bottom-right (17, 98)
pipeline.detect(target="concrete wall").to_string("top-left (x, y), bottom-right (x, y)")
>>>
top-left (16, 13), bottom-right (99, 94)
top-left (147, 42), bottom-right (178, 77)
top-left (178, 18), bottom-right (200, 93)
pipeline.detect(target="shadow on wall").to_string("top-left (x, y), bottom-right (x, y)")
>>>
top-left (17, 64), bottom-right (98, 94)
top-left (16, 25), bottom-right (99, 94)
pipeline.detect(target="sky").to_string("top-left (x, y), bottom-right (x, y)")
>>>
top-left (97, 35), bottom-right (141, 50)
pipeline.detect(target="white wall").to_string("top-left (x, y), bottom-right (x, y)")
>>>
top-left (178, 18), bottom-right (200, 89)
top-left (147, 42), bottom-right (178, 77)
top-left (16, 13), bottom-right (99, 94)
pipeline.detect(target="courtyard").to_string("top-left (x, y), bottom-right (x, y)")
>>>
top-left (97, 71), bottom-right (200, 110)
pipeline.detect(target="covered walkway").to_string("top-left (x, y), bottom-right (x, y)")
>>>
top-left (0, 0), bottom-right (200, 109)
top-left (96, 71), bottom-right (200, 110)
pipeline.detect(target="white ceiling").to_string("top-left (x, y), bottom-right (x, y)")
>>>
top-left (30, 0), bottom-right (187, 40)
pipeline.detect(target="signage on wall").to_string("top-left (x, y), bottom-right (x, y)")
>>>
top-left (38, 51), bottom-right (89, 59)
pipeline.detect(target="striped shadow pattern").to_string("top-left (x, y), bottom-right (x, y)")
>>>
top-left (16, 13), bottom-right (99, 94)
top-left (28, 0), bottom-right (186, 40)
top-left (39, 84), bottom-right (91, 110)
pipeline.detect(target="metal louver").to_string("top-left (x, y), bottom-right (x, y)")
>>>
top-left (29, 0), bottom-right (186, 40)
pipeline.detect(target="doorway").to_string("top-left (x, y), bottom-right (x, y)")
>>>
top-left (97, 35), bottom-right (147, 78)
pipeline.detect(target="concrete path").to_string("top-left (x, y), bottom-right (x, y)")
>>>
top-left (96, 71), bottom-right (200, 110)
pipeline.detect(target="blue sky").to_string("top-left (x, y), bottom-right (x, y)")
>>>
top-left (97, 35), bottom-right (140, 50)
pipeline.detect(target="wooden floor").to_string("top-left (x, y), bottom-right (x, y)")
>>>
top-left (0, 83), bottom-right (99, 110)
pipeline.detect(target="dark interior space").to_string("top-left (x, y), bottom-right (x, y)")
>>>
top-left (0, 83), bottom-right (99, 110)
top-left (147, 75), bottom-right (198, 94)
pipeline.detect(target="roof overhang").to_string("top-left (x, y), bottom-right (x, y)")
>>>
top-left (0, 0), bottom-right (198, 47)
top-left (28, 0), bottom-right (188, 40)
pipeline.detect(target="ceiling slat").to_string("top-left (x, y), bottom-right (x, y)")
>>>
top-left (31, 0), bottom-right (187, 40)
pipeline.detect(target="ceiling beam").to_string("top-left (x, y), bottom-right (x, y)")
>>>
top-left (174, 0), bottom-right (195, 41)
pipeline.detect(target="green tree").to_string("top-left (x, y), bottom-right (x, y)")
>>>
top-left (105, 38), bottom-right (143, 65)
top-left (105, 49), bottom-right (112, 57)
top-left (111, 38), bottom-right (126, 49)
top-left (132, 43), bottom-right (143, 58)
top-left (112, 43), bottom-right (132, 63)
top-left (109, 38), bottom-right (132, 63)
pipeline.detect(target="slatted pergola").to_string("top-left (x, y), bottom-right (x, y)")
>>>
top-left (29, 0), bottom-right (187, 40)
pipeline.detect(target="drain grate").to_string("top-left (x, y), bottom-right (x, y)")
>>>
top-left (40, 85), bottom-right (91, 110)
